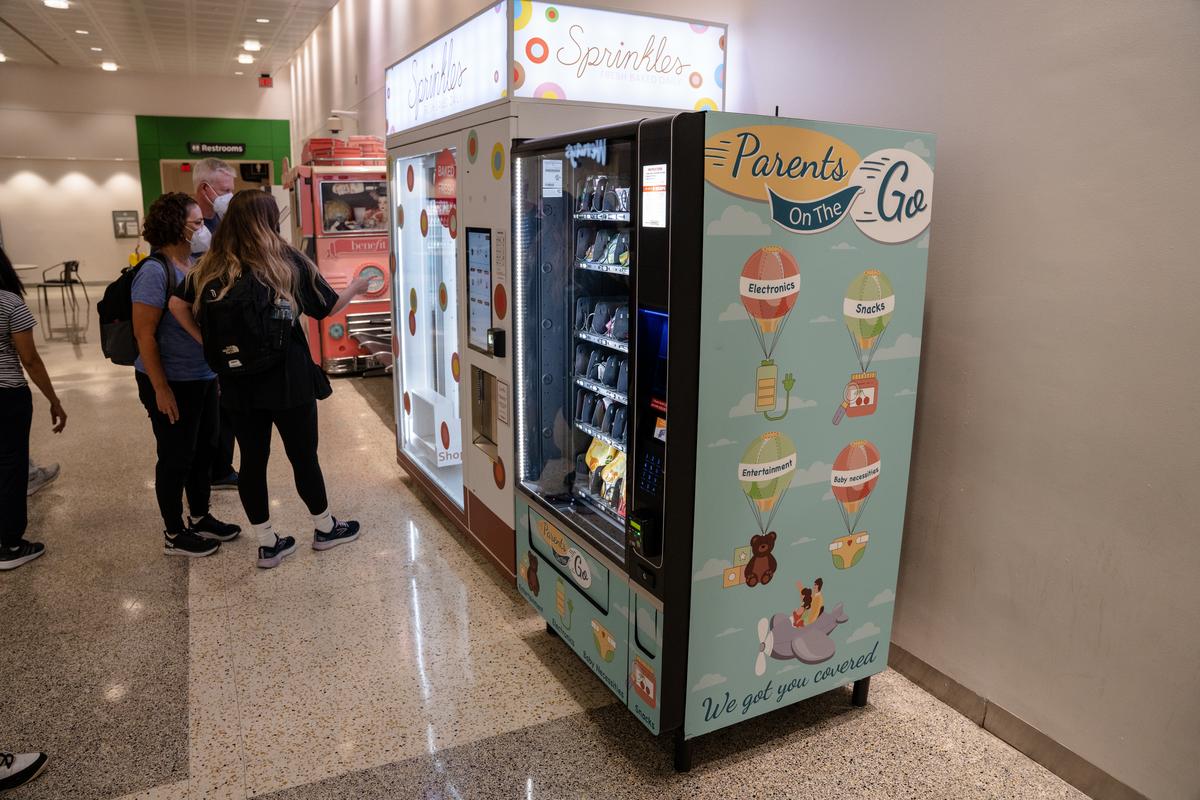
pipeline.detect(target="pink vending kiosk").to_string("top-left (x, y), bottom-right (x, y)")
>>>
top-left (286, 136), bottom-right (392, 374)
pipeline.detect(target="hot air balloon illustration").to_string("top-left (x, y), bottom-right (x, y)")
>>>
top-left (740, 247), bottom-right (799, 419)
top-left (738, 432), bottom-right (797, 540)
top-left (833, 270), bottom-right (894, 425)
top-left (829, 440), bottom-right (880, 567)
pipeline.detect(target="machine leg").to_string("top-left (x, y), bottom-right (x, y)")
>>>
top-left (545, 621), bottom-right (559, 638)
top-left (852, 676), bottom-right (871, 707)
top-left (673, 729), bottom-right (693, 773)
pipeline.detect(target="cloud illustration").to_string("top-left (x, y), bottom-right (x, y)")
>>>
top-left (830, 242), bottom-right (856, 251)
top-left (846, 622), bottom-right (882, 644)
top-left (916, 233), bottom-right (930, 249)
top-left (692, 673), bottom-right (728, 692)
top-left (869, 589), bottom-right (895, 608)
top-left (708, 438), bottom-right (737, 448)
top-left (791, 537), bottom-right (815, 546)
top-left (895, 388), bottom-right (916, 397)
top-left (822, 490), bottom-right (835, 501)
top-left (719, 302), bottom-right (749, 322)
top-left (707, 205), bottom-right (772, 236)
top-left (693, 558), bottom-right (732, 581)
top-left (874, 333), bottom-right (922, 361)
top-left (733, 392), bottom-right (816, 417)
top-left (904, 139), bottom-right (932, 160)
top-left (810, 315), bottom-right (835, 324)
top-left (612, 602), bottom-right (629, 620)
top-left (790, 461), bottom-right (832, 488)
top-left (715, 627), bottom-right (742, 638)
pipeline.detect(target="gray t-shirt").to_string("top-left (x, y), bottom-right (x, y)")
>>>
top-left (0, 289), bottom-right (36, 388)
top-left (132, 257), bottom-right (215, 382)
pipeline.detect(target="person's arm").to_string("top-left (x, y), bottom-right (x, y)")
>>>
top-left (11, 330), bottom-right (66, 433)
top-left (132, 302), bottom-right (178, 424)
top-left (330, 274), bottom-right (371, 316)
top-left (168, 295), bottom-right (203, 345)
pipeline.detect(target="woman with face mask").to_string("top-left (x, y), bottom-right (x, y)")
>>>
top-left (132, 192), bottom-right (241, 557)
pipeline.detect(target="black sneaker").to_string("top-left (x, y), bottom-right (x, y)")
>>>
top-left (0, 541), bottom-right (45, 571)
top-left (163, 530), bottom-right (219, 558)
top-left (211, 471), bottom-right (239, 491)
top-left (313, 518), bottom-right (360, 551)
top-left (0, 752), bottom-right (48, 790)
top-left (190, 514), bottom-right (242, 542)
top-left (257, 535), bottom-right (296, 569)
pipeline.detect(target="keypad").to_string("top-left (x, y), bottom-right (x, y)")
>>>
top-left (639, 450), bottom-right (664, 495)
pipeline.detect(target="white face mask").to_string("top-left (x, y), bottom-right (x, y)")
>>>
top-left (190, 223), bottom-right (212, 254)
top-left (211, 192), bottom-right (233, 219)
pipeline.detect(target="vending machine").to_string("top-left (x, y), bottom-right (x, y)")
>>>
top-left (287, 137), bottom-right (392, 374)
top-left (512, 111), bottom-right (935, 768)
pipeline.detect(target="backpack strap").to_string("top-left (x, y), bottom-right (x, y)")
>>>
top-left (137, 253), bottom-right (177, 307)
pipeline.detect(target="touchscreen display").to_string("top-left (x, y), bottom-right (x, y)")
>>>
top-left (467, 228), bottom-right (493, 352)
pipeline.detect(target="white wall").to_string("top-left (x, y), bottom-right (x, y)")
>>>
top-left (0, 62), bottom-right (292, 283)
top-left (283, 2), bottom-right (1200, 797)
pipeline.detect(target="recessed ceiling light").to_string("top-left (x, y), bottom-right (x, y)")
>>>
top-left (91, 47), bottom-right (102, 52)
top-left (243, 39), bottom-right (262, 51)
top-left (256, 18), bottom-right (270, 24)
top-left (234, 71), bottom-right (244, 76)
top-left (75, 29), bottom-right (89, 35)
top-left (44, 0), bottom-right (70, 9)
top-left (237, 53), bottom-right (254, 64)
top-left (0, 53), bottom-right (7, 63)
top-left (101, 61), bottom-right (118, 71)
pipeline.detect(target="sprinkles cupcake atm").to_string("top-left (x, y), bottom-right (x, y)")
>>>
top-left (385, 2), bottom-right (727, 576)
top-left (511, 111), bottom-right (934, 769)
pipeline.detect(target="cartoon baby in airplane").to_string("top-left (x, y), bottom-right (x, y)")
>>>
top-left (756, 577), bottom-right (846, 675)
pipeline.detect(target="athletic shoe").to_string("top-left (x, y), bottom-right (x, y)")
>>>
top-left (163, 530), bottom-right (219, 558)
top-left (0, 752), bottom-right (48, 791)
top-left (26, 463), bottom-right (60, 496)
top-left (257, 535), bottom-right (296, 569)
top-left (0, 541), bottom-right (45, 571)
top-left (313, 518), bottom-right (360, 551)
top-left (189, 514), bottom-right (242, 542)
top-left (211, 471), bottom-right (239, 491)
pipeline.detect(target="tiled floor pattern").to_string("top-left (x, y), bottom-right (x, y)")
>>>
top-left (4, 319), bottom-right (1088, 799)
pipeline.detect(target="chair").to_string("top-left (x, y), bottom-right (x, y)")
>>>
top-left (34, 260), bottom-right (89, 342)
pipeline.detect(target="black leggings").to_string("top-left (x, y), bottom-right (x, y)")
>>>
top-left (136, 372), bottom-right (217, 533)
top-left (0, 386), bottom-right (32, 548)
top-left (232, 401), bottom-right (328, 526)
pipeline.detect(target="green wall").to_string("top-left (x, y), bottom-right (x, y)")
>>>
top-left (135, 115), bottom-right (290, 212)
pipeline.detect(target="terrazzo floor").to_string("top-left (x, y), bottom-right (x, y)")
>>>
top-left (2, 315), bottom-right (1088, 799)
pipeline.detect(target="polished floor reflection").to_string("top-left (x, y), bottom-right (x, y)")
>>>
top-left (2, 318), bottom-right (1086, 799)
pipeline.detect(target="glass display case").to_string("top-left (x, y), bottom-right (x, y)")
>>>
top-left (393, 149), bottom-right (463, 507)
top-left (319, 178), bottom-right (388, 234)
top-left (515, 137), bottom-right (634, 560)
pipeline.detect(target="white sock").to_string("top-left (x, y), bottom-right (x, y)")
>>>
top-left (253, 521), bottom-right (276, 547)
top-left (313, 508), bottom-right (334, 534)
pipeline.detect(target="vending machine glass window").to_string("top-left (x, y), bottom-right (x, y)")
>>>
top-left (514, 137), bottom-right (634, 560)
top-left (318, 179), bottom-right (388, 234)
top-left (395, 150), bottom-right (463, 507)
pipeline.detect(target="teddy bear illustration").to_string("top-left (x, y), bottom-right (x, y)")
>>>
top-left (743, 531), bottom-right (777, 587)
top-left (527, 552), bottom-right (540, 596)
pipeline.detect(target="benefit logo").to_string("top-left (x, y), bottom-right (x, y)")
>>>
top-left (555, 24), bottom-right (691, 79)
top-left (706, 126), bottom-right (933, 244)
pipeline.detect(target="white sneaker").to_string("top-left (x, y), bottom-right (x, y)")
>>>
top-left (0, 751), bottom-right (49, 790)
top-left (27, 463), bottom-right (60, 497)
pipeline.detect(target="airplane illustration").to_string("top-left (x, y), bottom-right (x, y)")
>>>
top-left (754, 603), bottom-right (849, 675)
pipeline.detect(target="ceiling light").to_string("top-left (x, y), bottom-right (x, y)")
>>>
top-left (237, 53), bottom-right (254, 64)
top-left (256, 18), bottom-right (269, 23)
top-left (0, 53), bottom-right (7, 63)
top-left (91, 47), bottom-right (102, 51)
top-left (101, 61), bottom-right (118, 71)
top-left (243, 39), bottom-right (261, 52)
top-left (75, 30), bottom-right (89, 35)
top-left (234, 71), bottom-right (244, 76)
top-left (44, 0), bottom-right (70, 9)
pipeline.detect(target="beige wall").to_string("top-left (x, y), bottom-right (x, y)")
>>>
top-left (0, 62), bottom-right (292, 282)
top-left (283, 1), bottom-right (1200, 797)
top-left (736, 2), bottom-right (1200, 798)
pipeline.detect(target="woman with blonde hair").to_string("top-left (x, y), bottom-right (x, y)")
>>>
top-left (171, 190), bottom-right (370, 569)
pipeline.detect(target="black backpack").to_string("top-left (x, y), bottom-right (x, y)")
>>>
top-left (97, 255), bottom-right (175, 366)
top-left (195, 275), bottom-right (292, 377)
